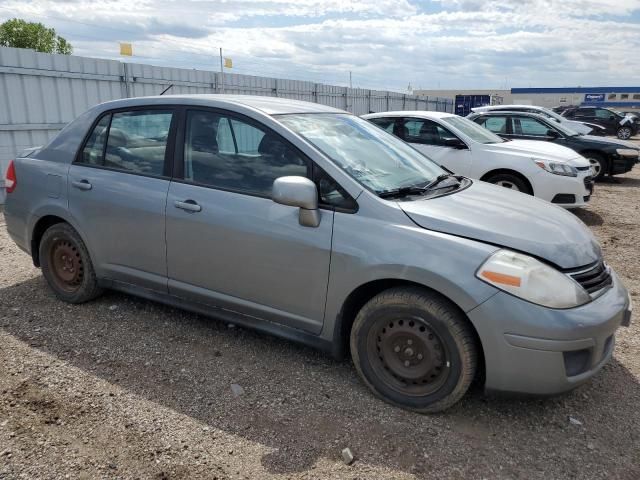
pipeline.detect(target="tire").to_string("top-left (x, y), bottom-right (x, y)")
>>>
top-left (350, 287), bottom-right (478, 413)
top-left (617, 126), bottom-right (632, 140)
top-left (585, 153), bottom-right (607, 180)
top-left (39, 223), bottom-right (103, 303)
top-left (484, 173), bottom-right (531, 194)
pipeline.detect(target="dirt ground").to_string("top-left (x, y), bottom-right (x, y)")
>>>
top-left (1, 161), bottom-right (639, 479)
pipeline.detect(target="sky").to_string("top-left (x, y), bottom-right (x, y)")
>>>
top-left (1, 0), bottom-right (639, 92)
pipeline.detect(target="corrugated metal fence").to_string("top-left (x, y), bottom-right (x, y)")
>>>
top-left (0, 46), bottom-right (453, 202)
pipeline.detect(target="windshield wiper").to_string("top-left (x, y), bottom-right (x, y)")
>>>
top-left (377, 174), bottom-right (461, 199)
top-left (423, 173), bottom-right (460, 191)
top-left (378, 185), bottom-right (431, 199)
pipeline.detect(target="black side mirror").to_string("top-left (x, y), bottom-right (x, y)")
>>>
top-left (546, 129), bottom-right (560, 138)
top-left (443, 138), bottom-right (467, 149)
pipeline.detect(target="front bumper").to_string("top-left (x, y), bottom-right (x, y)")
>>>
top-left (611, 155), bottom-right (638, 175)
top-left (467, 269), bottom-right (631, 395)
top-left (540, 170), bottom-right (593, 208)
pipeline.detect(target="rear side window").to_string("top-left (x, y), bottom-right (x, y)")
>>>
top-left (184, 110), bottom-right (308, 196)
top-left (81, 115), bottom-right (110, 165)
top-left (78, 109), bottom-right (173, 177)
top-left (104, 111), bottom-right (173, 175)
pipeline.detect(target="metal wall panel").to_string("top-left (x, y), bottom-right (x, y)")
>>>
top-left (0, 47), bottom-right (452, 202)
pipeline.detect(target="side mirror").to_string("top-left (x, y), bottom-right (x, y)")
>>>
top-left (443, 138), bottom-right (467, 149)
top-left (610, 115), bottom-right (616, 121)
top-left (546, 129), bottom-right (560, 138)
top-left (272, 176), bottom-right (320, 227)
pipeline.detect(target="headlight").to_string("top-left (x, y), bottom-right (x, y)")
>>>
top-left (533, 159), bottom-right (578, 177)
top-left (616, 148), bottom-right (639, 157)
top-left (476, 250), bottom-right (590, 308)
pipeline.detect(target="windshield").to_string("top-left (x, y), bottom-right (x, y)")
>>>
top-left (543, 117), bottom-right (580, 136)
top-left (539, 107), bottom-right (566, 122)
top-left (441, 115), bottom-right (504, 144)
top-left (277, 113), bottom-right (446, 194)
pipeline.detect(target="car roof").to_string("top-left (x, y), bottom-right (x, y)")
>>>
top-left (94, 94), bottom-right (346, 115)
top-left (472, 104), bottom-right (548, 112)
top-left (362, 111), bottom-right (455, 120)
top-left (471, 111), bottom-right (548, 118)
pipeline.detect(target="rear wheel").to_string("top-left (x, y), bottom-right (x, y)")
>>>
top-left (617, 126), bottom-right (632, 140)
top-left (484, 173), bottom-right (531, 194)
top-left (39, 223), bottom-right (103, 303)
top-left (350, 287), bottom-right (478, 413)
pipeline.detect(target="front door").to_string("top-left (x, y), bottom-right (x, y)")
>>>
top-left (165, 109), bottom-right (333, 334)
top-left (402, 117), bottom-right (473, 176)
top-left (68, 108), bottom-right (175, 292)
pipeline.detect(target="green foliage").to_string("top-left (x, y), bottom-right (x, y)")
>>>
top-left (0, 18), bottom-right (73, 54)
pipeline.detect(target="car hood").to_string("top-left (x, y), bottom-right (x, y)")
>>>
top-left (486, 139), bottom-right (587, 165)
top-left (400, 181), bottom-right (601, 269)
top-left (579, 135), bottom-right (640, 150)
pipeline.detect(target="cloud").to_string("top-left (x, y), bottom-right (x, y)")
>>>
top-left (0, 0), bottom-right (639, 90)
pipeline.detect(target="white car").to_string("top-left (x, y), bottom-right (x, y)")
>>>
top-left (362, 111), bottom-right (594, 208)
top-left (469, 104), bottom-right (605, 136)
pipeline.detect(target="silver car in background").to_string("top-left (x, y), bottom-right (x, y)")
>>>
top-left (3, 95), bottom-right (632, 412)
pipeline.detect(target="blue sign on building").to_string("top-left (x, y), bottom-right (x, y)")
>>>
top-left (584, 93), bottom-right (605, 102)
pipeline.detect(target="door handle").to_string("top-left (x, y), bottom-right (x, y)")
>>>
top-left (72, 180), bottom-right (92, 191)
top-left (174, 200), bottom-right (202, 213)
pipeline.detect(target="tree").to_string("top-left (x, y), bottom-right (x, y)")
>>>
top-left (0, 18), bottom-right (73, 54)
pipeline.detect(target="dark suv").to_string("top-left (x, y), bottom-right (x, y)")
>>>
top-left (468, 111), bottom-right (639, 180)
top-left (561, 106), bottom-right (638, 140)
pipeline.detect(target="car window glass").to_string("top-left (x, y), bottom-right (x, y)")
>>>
top-left (314, 167), bottom-right (356, 210)
top-left (368, 117), bottom-right (396, 134)
top-left (80, 114), bottom-right (111, 165)
top-left (184, 110), bottom-right (308, 196)
top-left (104, 110), bottom-right (172, 176)
top-left (513, 117), bottom-right (550, 136)
top-left (480, 116), bottom-right (507, 134)
top-left (595, 109), bottom-right (613, 119)
top-left (574, 109), bottom-right (591, 117)
top-left (404, 118), bottom-right (457, 146)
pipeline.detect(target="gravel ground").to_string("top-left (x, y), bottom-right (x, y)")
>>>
top-left (1, 163), bottom-right (639, 479)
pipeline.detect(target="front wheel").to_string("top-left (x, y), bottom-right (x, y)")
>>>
top-left (39, 223), bottom-right (103, 303)
top-left (617, 126), bottom-right (632, 140)
top-left (484, 173), bottom-right (531, 194)
top-left (350, 287), bottom-right (478, 413)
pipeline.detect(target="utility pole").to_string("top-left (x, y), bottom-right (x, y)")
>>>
top-left (349, 71), bottom-right (352, 89)
top-left (219, 47), bottom-right (224, 94)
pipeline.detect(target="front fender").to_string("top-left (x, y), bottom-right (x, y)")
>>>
top-left (321, 212), bottom-right (500, 344)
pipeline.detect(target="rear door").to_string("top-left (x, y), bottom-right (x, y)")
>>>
top-left (401, 117), bottom-right (473, 176)
top-left (165, 108), bottom-right (335, 334)
top-left (68, 107), bottom-right (176, 292)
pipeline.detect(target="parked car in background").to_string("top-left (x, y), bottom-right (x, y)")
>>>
top-left (363, 111), bottom-right (594, 207)
top-left (468, 111), bottom-right (640, 179)
top-left (561, 106), bottom-right (638, 139)
top-left (470, 104), bottom-right (606, 136)
top-left (4, 95), bottom-right (632, 413)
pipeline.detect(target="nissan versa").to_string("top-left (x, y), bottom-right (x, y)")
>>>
top-left (3, 95), bottom-right (632, 412)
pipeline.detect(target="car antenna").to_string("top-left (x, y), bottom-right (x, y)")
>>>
top-left (159, 84), bottom-right (174, 96)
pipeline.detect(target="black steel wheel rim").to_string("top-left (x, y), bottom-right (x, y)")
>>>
top-left (367, 316), bottom-right (450, 397)
top-left (49, 238), bottom-right (84, 293)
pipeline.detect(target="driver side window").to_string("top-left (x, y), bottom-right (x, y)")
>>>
top-left (513, 117), bottom-right (551, 136)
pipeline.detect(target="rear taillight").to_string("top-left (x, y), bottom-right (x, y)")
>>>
top-left (5, 160), bottom-right (16, 193)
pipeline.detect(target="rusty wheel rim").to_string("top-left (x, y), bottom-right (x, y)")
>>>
top-left (367, 316), bottom-right (450, 397)
top-left (49, 239), bottom-right (84, 293)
